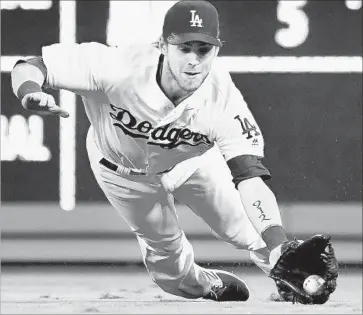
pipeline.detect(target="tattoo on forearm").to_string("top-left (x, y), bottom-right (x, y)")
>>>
top-left (253, 200), bottom-right (271, 222)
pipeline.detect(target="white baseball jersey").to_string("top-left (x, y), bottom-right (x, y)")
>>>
top-left (42, 42), bottom-right (265, 174)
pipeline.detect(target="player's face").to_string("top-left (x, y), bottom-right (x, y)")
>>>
top-left (165, 41), bottom-right (218, 92)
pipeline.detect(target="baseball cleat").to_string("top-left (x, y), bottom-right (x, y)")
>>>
top-left (202, 268), bottom-right (250, 301)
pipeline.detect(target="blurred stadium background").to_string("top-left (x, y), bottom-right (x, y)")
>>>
top-left (1, 0), bottom-right (362, 267)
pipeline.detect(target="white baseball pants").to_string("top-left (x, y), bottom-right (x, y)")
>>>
top-left (86, 128), bottom-right (272, 298)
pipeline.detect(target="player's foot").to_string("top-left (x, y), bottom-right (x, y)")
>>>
top-left (201, 268), bottom-right (249, 301)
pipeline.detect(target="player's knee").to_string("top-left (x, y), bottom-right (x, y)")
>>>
top-left (142, 235), bottom-right (200, 299)
top-left (211, 215), bottom-right (248, 246)
top-left (134, 226), bottom-right (184, 251)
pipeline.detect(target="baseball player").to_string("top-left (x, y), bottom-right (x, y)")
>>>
top-left (11, 0), bottom-right (338, 303)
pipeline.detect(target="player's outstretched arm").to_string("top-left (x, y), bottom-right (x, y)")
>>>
top-left (237, 176), bottom-right (287, 257)
top-left (11, 62), bottom-right (69, 118)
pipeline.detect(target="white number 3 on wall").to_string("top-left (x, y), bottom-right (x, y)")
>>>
top-left (275, 0), bottom-right (309, 49)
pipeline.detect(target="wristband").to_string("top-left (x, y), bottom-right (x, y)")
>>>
top-left (17, 80), bottom-right (42, 100)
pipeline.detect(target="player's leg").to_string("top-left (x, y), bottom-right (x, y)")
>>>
top-left (86, 129), bottom-right (246, 300)
top-left (104, 191), bottom-right (211, 299)
top-left (172, 146), bottom-right (273, 273)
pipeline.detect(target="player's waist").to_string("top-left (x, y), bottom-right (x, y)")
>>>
top-left (99, 158), bottom-right (172, 176)
top-left (87, 127), bottom-right (169, 176)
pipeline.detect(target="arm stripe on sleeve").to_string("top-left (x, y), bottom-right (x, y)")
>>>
top-left (15, 57), bottom-right (48, 84)
top-left (227, 155), bottom-right (271, 188)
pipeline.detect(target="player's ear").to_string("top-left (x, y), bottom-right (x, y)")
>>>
top-left (159, 37), bottom-right (168, 55)
top-left (214, 47), bottom-right (220, 57)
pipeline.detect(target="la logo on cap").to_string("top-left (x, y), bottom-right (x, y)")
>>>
top-left (190, 10), bottom-right (203, 27)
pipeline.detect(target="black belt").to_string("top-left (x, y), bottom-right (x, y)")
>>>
top-left (99, 158), bottom-right (173, 176)
top-left (99, 158), bottom-right (147, 175)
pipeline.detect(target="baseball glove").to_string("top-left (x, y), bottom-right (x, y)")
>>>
top-left (269, 234), bottom-right (339, 304)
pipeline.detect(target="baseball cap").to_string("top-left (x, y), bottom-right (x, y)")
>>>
top-left (163, 0), bottom-right (223, 47)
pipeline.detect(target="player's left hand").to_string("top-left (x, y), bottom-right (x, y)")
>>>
top-left (269, 234), bottom-right (339, 304)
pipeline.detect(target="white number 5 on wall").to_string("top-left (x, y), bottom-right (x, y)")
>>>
top-left (275, 0), bottom-right (309, 49)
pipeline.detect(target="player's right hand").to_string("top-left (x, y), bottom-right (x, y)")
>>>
top-left (21, 92), bottom-right (70, 118)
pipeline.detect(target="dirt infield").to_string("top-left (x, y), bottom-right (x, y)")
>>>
top-left (1, 265), bottom-right (362, 314)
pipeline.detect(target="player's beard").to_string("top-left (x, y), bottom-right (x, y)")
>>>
top-left (167, 60), bottom-right (208, 93)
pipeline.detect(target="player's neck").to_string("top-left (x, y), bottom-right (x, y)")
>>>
top-left (157, 56), bottom-right (193, 106)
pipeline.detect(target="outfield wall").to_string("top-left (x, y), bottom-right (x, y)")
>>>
top-left (1, 202), bottom-right (361, 264)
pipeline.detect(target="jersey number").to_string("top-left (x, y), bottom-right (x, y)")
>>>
top-left (234, 115), bottom-right (261, 139)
